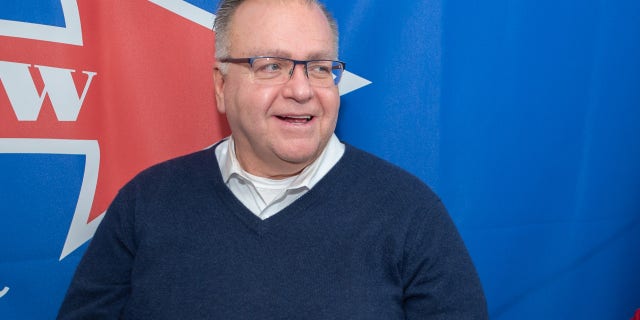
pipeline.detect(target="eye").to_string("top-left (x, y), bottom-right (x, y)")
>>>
top-left (307, 61), bottom-right (333, 77)
top-left (259, 63), bottom-right (282, 73)
top-left (253, 58), bottom-right (286, 74)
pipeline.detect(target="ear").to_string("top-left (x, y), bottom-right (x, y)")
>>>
top-left (213, 66), bottom-right (226, 114)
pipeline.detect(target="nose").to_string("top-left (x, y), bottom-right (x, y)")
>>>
top-left (288, 61), bottom-right (309, 80)
top-left (282, 63), bottom-right (313, 102)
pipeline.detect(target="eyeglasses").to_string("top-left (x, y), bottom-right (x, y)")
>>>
top-left (219, 56), bottom-right (346, 87)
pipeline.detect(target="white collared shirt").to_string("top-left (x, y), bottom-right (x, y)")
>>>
top-left (215, 134), bottom-right (345, 220)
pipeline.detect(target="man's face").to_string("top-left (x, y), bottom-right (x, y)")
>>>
top-left (214, 0), bottom-right (340, 178)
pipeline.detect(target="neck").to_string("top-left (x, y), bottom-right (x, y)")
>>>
top-left (232, 142), bottom-right (317, 180)
top-left (238, 157), bottom-right (311, 180)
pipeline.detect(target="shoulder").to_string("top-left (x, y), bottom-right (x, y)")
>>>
top-left (104, 146), bottom-right (224, 230)
top-left (319, 143), bottom-right (445, 227)
top-left (117, 146), bottom-right (220, 200)
top-left (136, 147), bottom-right (217, 182)
top-left (338, 143), bottom-right (439, 203)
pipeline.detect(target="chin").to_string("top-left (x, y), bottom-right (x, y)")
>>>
top-left (276, 145), bottom-right (322, 166)
top-left (273, 134), bottom-right (331, 163)
top-left (280, 152), bottom-right (317, 166)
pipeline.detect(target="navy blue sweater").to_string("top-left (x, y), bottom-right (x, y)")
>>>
top-left (58, 144), bottom-right (488, 319)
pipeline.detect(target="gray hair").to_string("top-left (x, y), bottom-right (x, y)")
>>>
top-left (214, 0), bottom-right (339, 61)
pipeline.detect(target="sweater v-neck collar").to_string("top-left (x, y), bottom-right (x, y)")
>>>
top-left (206, 144), bottom-right (353, 236)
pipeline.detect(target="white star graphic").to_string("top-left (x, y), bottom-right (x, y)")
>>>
top-left (0, 286), bottom-right (9, 298)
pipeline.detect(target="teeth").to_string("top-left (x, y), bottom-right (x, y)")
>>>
top-left (279, 115), bottom-right (312, 121)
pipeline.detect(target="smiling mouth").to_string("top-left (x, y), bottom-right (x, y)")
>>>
top-left (276, 115), bottom-right (313, 123)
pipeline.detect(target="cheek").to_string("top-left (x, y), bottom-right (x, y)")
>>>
top-left (319, 91), bottom-right (341, 117)
top-left (234, 85), bottom-right (280, 116)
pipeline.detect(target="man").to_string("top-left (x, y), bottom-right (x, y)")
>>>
top-left (57, 0), bottom-right (488, 319)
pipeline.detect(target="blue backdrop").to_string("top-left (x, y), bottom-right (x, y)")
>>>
top-left (1, 0), bottom-right (639, 318)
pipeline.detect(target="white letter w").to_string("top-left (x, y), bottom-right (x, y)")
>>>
top-left (0, 61), bottom-right (97, 121)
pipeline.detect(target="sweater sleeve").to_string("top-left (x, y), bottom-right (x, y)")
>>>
top-left (56, 184), bottom-right (138, 320)
top-left (401, 199), bottom-right (489, 319)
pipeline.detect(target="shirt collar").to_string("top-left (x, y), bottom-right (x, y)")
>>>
top-left (215, 134), bottom-right (344, 190)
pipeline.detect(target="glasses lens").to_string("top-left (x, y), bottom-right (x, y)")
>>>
top-left (250, 57), bottom-right (291, 83)
top-left (330, 61), bottom-right (345, 86)
top-left (307, 61), bottom-right (344, 87)
top-left (249, 57), bottom-right (344, 87)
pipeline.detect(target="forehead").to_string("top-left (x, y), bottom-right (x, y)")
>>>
top-left (229, 0), bottom-right (336, 58)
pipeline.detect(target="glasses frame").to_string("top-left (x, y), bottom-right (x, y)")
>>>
top-left (219, 56), bottom-right (346, 87)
